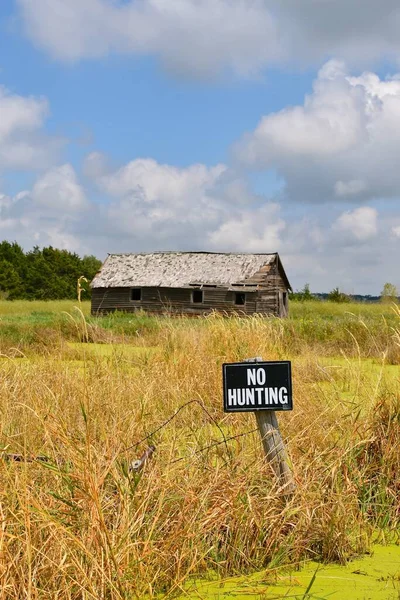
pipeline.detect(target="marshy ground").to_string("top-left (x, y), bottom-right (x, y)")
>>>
top-left (0, 300), bottom-right (398, 598)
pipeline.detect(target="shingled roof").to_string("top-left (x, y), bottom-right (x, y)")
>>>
top-left (92, 252), bottom-right (291, 290)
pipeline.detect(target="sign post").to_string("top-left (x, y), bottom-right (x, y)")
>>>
top-left (223, 357), bottom-right (295, 494)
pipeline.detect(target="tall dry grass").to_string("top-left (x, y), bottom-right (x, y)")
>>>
top-left (0, 308), bottom-right (398, 597)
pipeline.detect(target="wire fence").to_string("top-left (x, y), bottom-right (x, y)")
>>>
top-left (122, 398), bottom-right (259, 469)
top-left (1, 399), bottom-right (259, 472)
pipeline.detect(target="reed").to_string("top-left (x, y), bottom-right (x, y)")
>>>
top-left (0, 303), bottom-right (397, 598)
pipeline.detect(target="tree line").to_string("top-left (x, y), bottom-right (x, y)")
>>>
top-left (290, 282), bottom-right (399, 303)
top-left (0, 241), bottom-right (102, 300)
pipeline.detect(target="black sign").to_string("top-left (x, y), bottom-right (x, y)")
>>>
top-left (223, 361), bottom-right (293, 413)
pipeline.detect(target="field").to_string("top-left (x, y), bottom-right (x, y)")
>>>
top-left (0, 300), bottom-right (398, 599)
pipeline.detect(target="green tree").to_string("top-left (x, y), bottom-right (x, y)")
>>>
top-left (380, 282), bottom-right (398, 303)
top-left (0, 259), bottom-right (22, 299)
top-left (81, 255), bottom-right (102, 280)
top-left (0, 241), bottom-right (102, 300)
top-left (24, 250), bottom-right (60, 299)
top-left (328, 287), bottom-right (350, 303)
top-left (0, 240), bottom-right (25, 265)
top-left (0, 241), bottom-right (27, 296)
top-left (289, 283), bottom-right (317, 302)
top-left (80, 255), bottom-right (102, 298)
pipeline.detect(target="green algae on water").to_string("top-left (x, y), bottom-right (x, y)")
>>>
top-left (177, 545), bottom-right (400, 599)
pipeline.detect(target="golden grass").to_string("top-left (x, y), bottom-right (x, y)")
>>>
top-left (0, 308), bottom-right (398, 598)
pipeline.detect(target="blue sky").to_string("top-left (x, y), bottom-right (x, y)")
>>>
top-left (0, 1), bottom-right (400, 293)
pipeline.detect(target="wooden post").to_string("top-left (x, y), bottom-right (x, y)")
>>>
top-left (245, 358), bottom-right (295, 494)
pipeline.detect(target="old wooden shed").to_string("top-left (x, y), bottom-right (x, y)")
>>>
top-left (90, 252), bottom-right (291, 317)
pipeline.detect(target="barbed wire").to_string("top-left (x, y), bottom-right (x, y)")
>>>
top-left (122, 400), bottom-right (196, 453)
top-left (122, 398), bottom-right (259, 467)
top-left (170, 427), bottom-right (259, 465)
top-left (2, 400), bottom-right (259, 468)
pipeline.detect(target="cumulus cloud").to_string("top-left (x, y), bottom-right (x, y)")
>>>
top-left (237, 61), bottom-right (400, 203)
top-left (16, 0), bottom-right (278, 79)
top-left (16, 0), bottom-right (400, 78)
top-left (32, 164), bottom-right (89, 212)
top-left (83, 154), bottom-right (286, 252)
top-left (0, 165), bottom-right (89, 252)
top-left (333, 207), bottom-right (378, 242)
top-left (0, 84), bottom-right (60, 170)
top-left (94, 156), bottom-right (226, 204)
top-left (0, 155), bottom-right (398, 293)
top-left (209, 204), bottom-right (285, 252)
top-left (272, 0), bottom-right (400, 67)
top-left (81, 154), bottom-right (400, 294)
top-left (0, 155), bottom-right (289, 262)
top-left (238, 60), bottom-right (368, 162)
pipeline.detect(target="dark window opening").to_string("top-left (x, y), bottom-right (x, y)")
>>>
top-left (278, 290), bottom-right (289, 316)
top-left (130, 288), bottom-right (142, 301)
top-left (192, 290), bottom-right (203, 303)
top-left (235, 292), bottom-right (246, 305)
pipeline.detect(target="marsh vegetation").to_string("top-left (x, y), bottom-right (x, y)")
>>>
top-left (0, 301), bottom-right (398, 598)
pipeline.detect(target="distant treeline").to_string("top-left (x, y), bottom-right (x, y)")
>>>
top-left (0, 241), bottom-right (102, 300)
top-left (313, 293), bottom-right (381, 303)
top-left (290, 283), bottom-right (398, 303)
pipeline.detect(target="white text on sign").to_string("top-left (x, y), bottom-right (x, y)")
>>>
top-left (227, 367), bottom-right (289, 407)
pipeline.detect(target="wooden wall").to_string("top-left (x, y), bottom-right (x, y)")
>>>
top-left (253, 263), bottom-right (289, 317)
top-left (91, 286), bottom-right (280, 316)
top-left (91, 256), bottom-right (290, 317)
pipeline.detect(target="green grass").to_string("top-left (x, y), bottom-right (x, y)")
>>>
top-left (0, 299), bottom-right (398, 361)
top-left (290, 300), bottom-right (398, 319)
top-left (0, 299), bottom-right (91, 317)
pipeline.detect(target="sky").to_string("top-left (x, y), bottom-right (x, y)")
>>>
top-left (0, 1), bottom-right (400, 294)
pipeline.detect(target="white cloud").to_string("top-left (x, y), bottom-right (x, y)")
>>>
top-left (0, 85), bottom-right (46, 138)
top-left (83, 151), bottom-right (112, 180)
top-left (0, 165), bottom-right (89, 252)
top-left (84, 154), bottom-right (286, 252)
top-left (392, 225), bottom-right (400, 238)
top-left (272, 0), bottom-right (400, 67)
top-left (32, 164), bottom-right (88, 212)
top-left (333, 207), bottom-right (378, 242)
top-left (16, 0), bottom-right (400, 79)
top-left (0, 155), bottom-right (398, 294)
top-left (209, 204), bottom-right (285, 252)
top-left (280, 209), bottom-right (400, 294)
top-left (0, 84), bottom-right (59, 170)
top-left (334, 180), bottom-right (367, 197)
top-left (17, 0), bottom-right (278, 79)
top-left (237, 61), bottom-right (400, 203)
top-left (94, 156), bottom-right (226, 204)
top-left (237, 60), bottom-right (368, 166)
top-left (83, 155), bottom-right (399, 295)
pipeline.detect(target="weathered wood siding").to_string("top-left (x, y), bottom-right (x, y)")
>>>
top-left (91, 286), bottom-right (278, 316)
top-left (90, 255), bottom-right (290, 317)
top-left (252, 261), bottom-right (288, 316)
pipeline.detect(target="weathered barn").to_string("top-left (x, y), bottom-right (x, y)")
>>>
top-left (91, 252), bottom-right (291, 317)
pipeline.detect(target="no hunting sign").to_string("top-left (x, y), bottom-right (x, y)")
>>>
top-left (222, 361), bottom-right (293, 413)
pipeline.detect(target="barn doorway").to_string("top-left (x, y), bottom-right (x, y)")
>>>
top-left (278, 291), bottom-right (288, 317)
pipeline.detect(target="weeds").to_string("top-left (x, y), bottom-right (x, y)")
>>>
top-left (0, 301), bottom-right (397, 597)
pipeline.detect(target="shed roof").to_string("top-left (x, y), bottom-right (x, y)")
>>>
top-left (91, 252), bottom-right (290, 289)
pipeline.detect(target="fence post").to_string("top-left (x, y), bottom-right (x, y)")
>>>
top-left (244, 357), bottom-right (295, 495)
